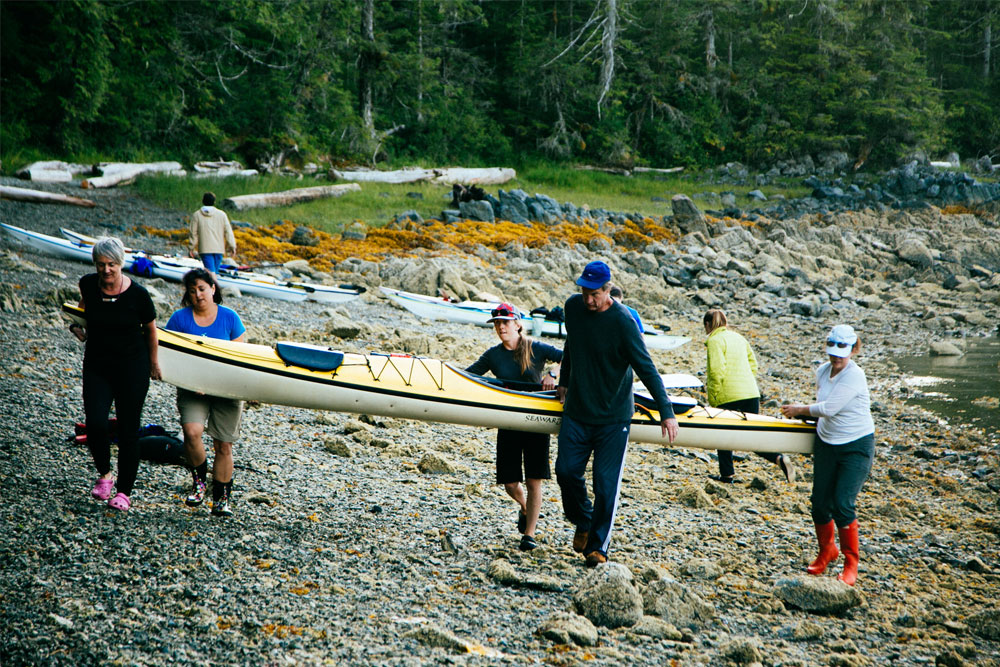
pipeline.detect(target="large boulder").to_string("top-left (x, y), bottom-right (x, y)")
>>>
top-left (772, 576), bottom-right (863, 614)
top-left (573, 563), bottom-right (644, 629)
top-left (642, 575), bottom-right (715, 628)
top-left (896, 238), bottom-right (935, 269)
top-left (459, 199), bottom-right (495, 222)
top-left (671, 194), bottom-right (705, 224)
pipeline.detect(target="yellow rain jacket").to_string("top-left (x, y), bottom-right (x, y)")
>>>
top-left (705, 326), bottom-right (760, 407)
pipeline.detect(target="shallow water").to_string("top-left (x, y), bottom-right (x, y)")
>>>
top-left (893, 336), bottom-right (1000, 436)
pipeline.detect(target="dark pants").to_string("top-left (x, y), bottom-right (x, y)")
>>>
top-left (715, 397), bottom-right (779, 477)
top-left (555, 415), bottom-right (630, 557)
top-left (83, 358), bottom-right (150, 496)
top-left (810, 433), bottom-right (874, 527)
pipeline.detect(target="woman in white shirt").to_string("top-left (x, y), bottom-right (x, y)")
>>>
top-left (781, 324), bottom-right (875, 586)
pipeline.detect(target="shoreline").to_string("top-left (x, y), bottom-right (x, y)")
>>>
top-left (1, 181), bottom-right (998, 665)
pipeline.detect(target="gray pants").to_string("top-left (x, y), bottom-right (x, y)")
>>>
top-left (810, 433), bottom-right (874, 527)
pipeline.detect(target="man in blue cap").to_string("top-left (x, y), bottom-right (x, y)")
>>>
top-left (556, 260), bottom-right (679, 567)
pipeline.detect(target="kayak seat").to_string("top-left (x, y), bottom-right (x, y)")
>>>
top-left (634, 392), bottom-right (697, 415)
top-left (275, 342), bottom-right (344, 372)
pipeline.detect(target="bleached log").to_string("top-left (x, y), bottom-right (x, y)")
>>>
top-left (193, 168), bottom-right (259, 179)
top-left (82, 162), bottom-right (186, 189)
top-left (632, 166), bottom-right (685, 174)
top-left (194, 160), bottom-right (244, 172)
top-left (428, 167), bottom-right (516, 185)
top-left (16, 160), bottom-right (92, 182)
top-left (0, 185), bottom-right (97, 208)
top-left (223, 183), bottom-right (361, 211)
top-left (332, 166), bottom-right (516, 185)
top-left (332, 167), bottom-right (433, 184)
top-left (575, 165), bottom-right (632, 176)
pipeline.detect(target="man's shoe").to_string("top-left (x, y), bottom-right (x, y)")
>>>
top-left (211, 494), bottom-right (233, 517)
top-left (709, 475), bottom-right (736, 484)
top-left (185, 479), bottom-right (207, 507)
top-left (584, 551), bottom-right (607, 568)
top-left (519, 535), bottom-right (538, 551)
top-left (572, 528), bottom-right (589, 553)
top-left (517, 510), bottom-right (527, 535)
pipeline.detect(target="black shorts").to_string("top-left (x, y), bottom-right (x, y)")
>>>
top-left (496, 429), bottom-right (551, 483)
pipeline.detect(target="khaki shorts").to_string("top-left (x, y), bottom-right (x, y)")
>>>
top-left (177, 388), bottom-right (243, 443)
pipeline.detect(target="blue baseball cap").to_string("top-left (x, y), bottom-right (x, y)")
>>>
top-left (575, 260), bottom-right (611, 290)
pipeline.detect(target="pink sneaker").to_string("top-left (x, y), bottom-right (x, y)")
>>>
top-left (91, 477), bottom-right (115, 500)
top-left (108, 493), bottom-right (131, 512)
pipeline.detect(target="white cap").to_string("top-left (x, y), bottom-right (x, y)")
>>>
top-left (826, 324), bottom-right (858, 357)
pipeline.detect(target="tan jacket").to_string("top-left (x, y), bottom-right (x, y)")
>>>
top-left (190, 206), bottom-right (236, 255)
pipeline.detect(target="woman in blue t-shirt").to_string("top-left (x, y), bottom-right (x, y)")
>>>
top-left (466, 303), bottom-right (562, 551)
top-left (166, 268), bottom-right (246, 516)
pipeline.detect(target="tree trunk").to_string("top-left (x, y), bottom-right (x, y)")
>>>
top-left (359, 0), bottom-right (376, 142)
top-left (597, 0), bottom-right (617, 118)
top-left (705, 9), bottom-right (718, 98)
top-left (985, 20), bottom-right (992, 78)
top-left (222, 184), bottom-right (361, 211)
top-left (0, 185), bottom-right (97, 208)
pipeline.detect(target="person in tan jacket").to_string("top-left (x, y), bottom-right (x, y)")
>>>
top-left (190, 192), bottom-right (236, 274)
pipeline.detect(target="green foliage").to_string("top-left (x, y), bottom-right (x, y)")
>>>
top-left (2, 0), bottom-right (997, 171)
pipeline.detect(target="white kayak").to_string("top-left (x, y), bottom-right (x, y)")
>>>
top-left (2, 223), bottom-right (363, 303)
top-left (59, 227), bottom-right (365, 305)
top-left (380, 286), bottom-right (691, 351)
top-left (66, 303), bottom-right (815, 455)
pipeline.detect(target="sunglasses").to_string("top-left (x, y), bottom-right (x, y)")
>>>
top-left (826, 340), bottom-right (851, 348)
top-left (491, 307), bottom-right (515, 318)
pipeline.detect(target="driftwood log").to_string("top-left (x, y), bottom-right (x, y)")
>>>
top-left (81, 162), bottom-right (185, 189)
top-left (332, 166), bottom-right (516, 185)
top-left (15, 160), bottom-right (92, 183)
top-left (0, 185), bottom-right (97, 208)
top-left (193, 161), bottom-right (259, 178)
top-left (223, 183), bottom-right (361, 211)
top-left (575, 165), bottom-right (684, 176)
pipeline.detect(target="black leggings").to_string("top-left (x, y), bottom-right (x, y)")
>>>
top-left (810, 433), bottom-right (875, 527)
top-left (83, 358), bottom-right (150, 496)
top-left (715, 397), bottom-right (779, 478)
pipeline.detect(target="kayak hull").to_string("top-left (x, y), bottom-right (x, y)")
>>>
top-left (55, 301), bottom-right (811, 454)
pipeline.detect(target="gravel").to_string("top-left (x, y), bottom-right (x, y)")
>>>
top-left (1, 178), bottom-right (998, 666)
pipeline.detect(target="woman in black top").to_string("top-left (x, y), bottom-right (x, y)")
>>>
top-left (466, 303), bottom-right (562, 551)
top-left (69, 237), bottom-right (160, 512)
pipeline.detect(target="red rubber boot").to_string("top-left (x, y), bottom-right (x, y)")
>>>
top-left (806, 520), bottom-right (839, 575)
top-left (837, 520), bottom-right (860, 586)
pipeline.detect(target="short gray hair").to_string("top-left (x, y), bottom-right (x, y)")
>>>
top-left (92, 237), bottom-right (126, 266)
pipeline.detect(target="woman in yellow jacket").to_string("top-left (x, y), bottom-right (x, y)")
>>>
top-left (704, 310), bottom-right (796, 484)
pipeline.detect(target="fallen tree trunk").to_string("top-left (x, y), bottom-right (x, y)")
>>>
top-left (632, 166), bottom-right (685, 174)
top-left (332, 166), bottom-right (515, 185)
top-left (16, 160), bottom-right (92, 183)
top-left (0, 185), bottom-right (97, 208)
top-left (223, 183), bottom-right (361, 211)
top-left (81, 162), bottom-right (185, 189)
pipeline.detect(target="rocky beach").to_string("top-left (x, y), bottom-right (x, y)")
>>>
top-left (1, 176), bottom-right (999, 666)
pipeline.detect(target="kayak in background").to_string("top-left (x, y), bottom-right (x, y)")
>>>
top-left (379, 286), bottom-right (691, 351)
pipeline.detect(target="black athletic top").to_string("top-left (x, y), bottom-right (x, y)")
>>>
top-left (558, 293), bottom-right (674, 424)
top-left (79, 273), bottom-right (156, 363)
top-left (466, 340), bottom-right (563, 383)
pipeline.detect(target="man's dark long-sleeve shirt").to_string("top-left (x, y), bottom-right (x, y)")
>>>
top-left (558, 294), bottom-right (674, 424)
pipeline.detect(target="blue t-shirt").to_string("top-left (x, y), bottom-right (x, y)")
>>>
top-left (166, 305), bottom-right (246, 341)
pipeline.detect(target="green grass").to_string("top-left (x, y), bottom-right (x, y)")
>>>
top-left (132, 165), bottom-right (813, 234)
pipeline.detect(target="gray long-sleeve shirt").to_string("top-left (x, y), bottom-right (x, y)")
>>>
top-left (558, 293), bottom-right (674, 424)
